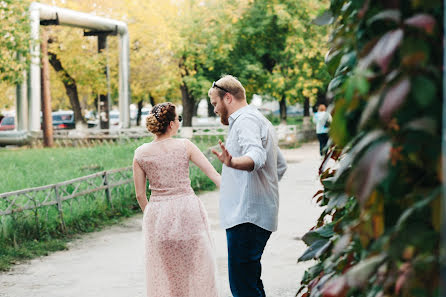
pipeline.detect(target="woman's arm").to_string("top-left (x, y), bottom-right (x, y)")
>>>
top-left (133, 158), bottom-right (148, 212)
top-left (185, 139), bottom-right (221, 188)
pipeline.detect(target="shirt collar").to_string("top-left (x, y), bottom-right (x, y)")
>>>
top-left (229, 105), bottom-right (251, 126)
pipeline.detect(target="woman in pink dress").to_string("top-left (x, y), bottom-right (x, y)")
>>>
top-left (133, 102), bottom-right (221, 297)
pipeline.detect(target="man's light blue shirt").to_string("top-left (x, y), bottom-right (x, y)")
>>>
top-left (219, 105), bottom-right (287, 232)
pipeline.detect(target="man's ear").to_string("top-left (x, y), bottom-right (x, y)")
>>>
top-left (224, 93), bottom-right (232, 104)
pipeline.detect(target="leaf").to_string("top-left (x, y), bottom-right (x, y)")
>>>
top-left (344, 74), bottom-right (370, 102)
top-left (359, 94), bottom-right (381, 128)
top-left (396, 187), bottom-right (441, 229)
top-left (333, 234), bottom-right (352, 256)
top-left (333, 130), bottom-right (386, 182)
top-left (359, 29), bottom-right (404, 73)
top-left (313, 10), bottom-right (334, 26)
top-left (321, 276), bottom-right (349, 297)
top-left (404, 14), bottom-right (436, 34)
top-left (378, 77), bottom-right (411, 123)
top-left (322, 177), bottom-right (345, 191)
top-left (345, 254), bottom-right (387, 287)
top-left (325, 49), bottom-right (343, 76)
top-left (412, 75), bottom-right (436, 108)
top-left (347, 141), bottom-right (392, 207)
top-left (367, 10), bottom-right (401, 25)
top-left (402, 117), bottom-right (437, 135)
top-left (335, 52), bottom-right (357, 76)
top-left (328, 75), bottom-right (345, 94)
top-left (326, 193), bottom-right (349, 212)
top-left (302, 224), bottom-right (335, 246)
top-left (298, 238), bottom-right (332, 262)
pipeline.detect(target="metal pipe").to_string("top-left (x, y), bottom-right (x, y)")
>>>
top-left (0, 131), bottom-right (32, 145)
top-left (16, 69), bottom-right (28, 131)
top-left (119, 29), bottom-right (130, 128)
top-left (5, 3), bottom-right (131, 145)
top-left (29, 3), bottom-right (41, 133)
top-left (32, 3), bottom-right (126, 32)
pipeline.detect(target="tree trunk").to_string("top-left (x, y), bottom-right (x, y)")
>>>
top-left (180, 83), bottom-right (194, 127)
top-left (149, 93), bottom-right (155, 106)
top-left (207, 97), bottom-right (215, 117)
top-left (193, 100), bottom-right (199, 117)
top-left (48, 52), bottom-right (85, 125)
top-left (304, 97), bottom-right (310, 117)
top-left (279, 96), bottom-right (287, 124)
top-left (136, 99), bottom-right (143, 126)
top-left (40, 30), bottom-right (54, 147)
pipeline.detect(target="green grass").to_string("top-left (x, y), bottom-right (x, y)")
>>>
top-left (0, 137), bottom-right (154, 193)
top-left (0, 137), bottom-right (222, 271)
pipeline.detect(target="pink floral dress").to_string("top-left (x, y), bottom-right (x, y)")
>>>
top-left (134, 138), bottom-right (218, 297)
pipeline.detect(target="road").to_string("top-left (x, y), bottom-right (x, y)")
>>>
top-left (0, 142), bottom-right (323, 297)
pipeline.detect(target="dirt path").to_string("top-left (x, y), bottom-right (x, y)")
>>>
top-left (0, 142), bottom-right (323, 297)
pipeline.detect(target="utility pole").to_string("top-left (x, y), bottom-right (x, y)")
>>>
top-left (85, 30), bottom-right (115, 130)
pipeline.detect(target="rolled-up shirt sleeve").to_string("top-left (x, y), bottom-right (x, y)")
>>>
top-left (236, 117), bottom-right (267, 171)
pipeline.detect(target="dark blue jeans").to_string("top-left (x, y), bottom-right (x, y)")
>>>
top-left (226, 223), bottom-right (272, 297)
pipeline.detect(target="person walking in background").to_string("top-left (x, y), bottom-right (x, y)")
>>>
top-left (313, 104), bottom-right (332, 156)
top-left (132, 102), bottom-right (221, 297)
top-left (209, 75), bottom-right (287, 297)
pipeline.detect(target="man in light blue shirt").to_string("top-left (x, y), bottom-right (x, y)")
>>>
top-left (209, 75), bottom-right (287, 297)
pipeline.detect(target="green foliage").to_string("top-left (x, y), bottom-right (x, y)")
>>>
top-left (0, 0), bottom-right (30, 85)
top-left (297, 1), bottom-right (442, 297)
top-left (229, 0), bottom-right (331, 104)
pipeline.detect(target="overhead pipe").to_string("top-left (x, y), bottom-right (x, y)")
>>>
top-left (7, 3), bottom-right (131, 145)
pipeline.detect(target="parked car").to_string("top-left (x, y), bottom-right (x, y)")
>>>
top-left (109, 110), bottom-right (120, 128)
top-left (0, 116), bottom-right (15, 131)
top-left (52, 111), bottom-right (75, 130)
top-left (139, 108), bottom-right (150, 127)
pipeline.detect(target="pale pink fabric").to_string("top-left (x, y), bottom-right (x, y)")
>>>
top-left (134, 138), bottom-right (219, 297)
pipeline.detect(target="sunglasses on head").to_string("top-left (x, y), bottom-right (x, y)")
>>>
top-left (212, 81), bottom-right (230, 94)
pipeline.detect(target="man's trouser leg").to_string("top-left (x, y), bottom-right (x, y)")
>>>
top-left (226, 223), bottom-right (272, 297)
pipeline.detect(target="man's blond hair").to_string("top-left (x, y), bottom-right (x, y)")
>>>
top-left (208, 75), bottom-right (246, 101)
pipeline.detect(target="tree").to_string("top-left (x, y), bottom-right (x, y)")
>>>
top-left (229, 0), bottom-right (330, 122)
top-left (170, 0), bottom-right (249, 126)
top-left (0, 0), bottom-right (30, 85)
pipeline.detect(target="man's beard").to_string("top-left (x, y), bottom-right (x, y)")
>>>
top-left (219, 104), bottom-right (229, 125)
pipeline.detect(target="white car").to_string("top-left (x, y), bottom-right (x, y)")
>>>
top-left (140, 107), bottom-right (151, 127)
top-left (109, 110), bottom-right (120, 128)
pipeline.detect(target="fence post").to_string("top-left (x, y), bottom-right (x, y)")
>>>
top-left (54, 185), bottom-right (67, 233)
top-left (103, 171), bottom-right (113, 209)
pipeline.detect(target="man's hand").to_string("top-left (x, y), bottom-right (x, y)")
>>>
top-left (212, 140), bottom-right (233, 167)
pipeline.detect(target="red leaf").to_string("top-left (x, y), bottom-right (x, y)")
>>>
top-left (404, 14), bottom-right (436, 34)
top-left (379, 77), bottom-right (411, 123)
top-left (313, 189), bottom-right (324, 199)
top-left (395, 263), bottom-right (412, 294)
top-left (347, 141), bottom-right (392, 206)
top-left (322, 276), bottom-right (349, 297)
top-left (359, 29), bottom-right (404, 73)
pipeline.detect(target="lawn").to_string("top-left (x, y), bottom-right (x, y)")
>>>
top-left (0, 137), bottom-right (222, 270)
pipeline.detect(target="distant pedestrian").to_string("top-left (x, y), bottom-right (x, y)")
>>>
top-left (313, 104), bottom-right (332, 156)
